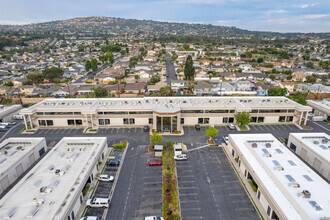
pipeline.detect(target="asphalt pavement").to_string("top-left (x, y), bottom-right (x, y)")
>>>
top-left (166, 53), bottom-right (177, 84)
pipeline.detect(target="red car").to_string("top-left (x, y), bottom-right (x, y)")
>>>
top-left (148, 160), bottom-right (163, 166)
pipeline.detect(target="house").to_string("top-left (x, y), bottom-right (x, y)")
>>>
top-left (234, 81), bottom-right (253, 91)
top-left (170, 80), bottom-right (189, 91)
top-left (297, 84), bottom-right (330, 93)
top-left (213, 82), bottom-right (236, 94)
top-left (292, 72), bottom-right (307, 82)
top-left (147, 81), bottom-right (168, 93)
top-left (104, 84), bottom-right (125, 95)
top-left (194, 82), bottom-right (215, 95)
top-left (280, 81), bottom-right (297, 93)
top-left (125, 82), bottom-right (146, 94)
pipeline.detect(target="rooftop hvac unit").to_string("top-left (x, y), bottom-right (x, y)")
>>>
top-left (302, 190), bottom-right (311, 198)
top-left (265, 153), bottom-right (272, 157)
top-left (16, 146), bottom-right (25, 151)
top-left (277, 166), bottom-right (284, 171)
top-left (252, 143), bottom-right (257, 148)
top-left (32, 198), bottom-right (45, 206)
top-left (291, 182), bottom-right (300, 188)
top-left (39, 186), bottom-right (52, 193)
top-left (266, 143), bottom-right (271, 148)
top-left (321, 138), bottom-right (328, 144)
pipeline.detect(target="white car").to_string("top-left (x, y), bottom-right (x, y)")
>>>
top-left (86, 197), bottom-right (110, 208)
top-left (228, 123), bottom-right (235, 130)
top-left (80, 217), bottom-right (99, 220)
top-left (174, 154), bottom-right (187, 160)
top-left (98, 174), bottom-right (114, 182)
top-left (223, 136), bottom-right (229, 145)
top-left (144, 217), bottom-right (164, 220)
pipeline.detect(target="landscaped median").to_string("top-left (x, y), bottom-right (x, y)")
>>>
top-left (162, 141), bottom-right (180, 220)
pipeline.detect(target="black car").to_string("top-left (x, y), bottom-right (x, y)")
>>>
top-left (195, 124), bottom-right (201, 131)
top-left (107, 159), bottom-right (120, 167)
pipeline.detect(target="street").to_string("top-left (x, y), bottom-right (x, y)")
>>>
top-left (165, 52), bottom-right (177, 84)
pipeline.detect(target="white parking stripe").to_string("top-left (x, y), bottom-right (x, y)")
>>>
top-left (263, 125), bottom-right (269, 131)
top-left (257, 125), bottom-right (263, 131)
top-left (269, 125), bottom-right (275, 130)
top-left (279, 124), bottom-right (286, 130)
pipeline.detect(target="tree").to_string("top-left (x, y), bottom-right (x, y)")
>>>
top-left (26, 72), bottom-right (44, 85)
top-left (126, 48), bottom-right (129, 54)
top-left (78, 45), bottom-right (85, 52)
top-left (257, 57), bottom-right (263, 63)
top-left (205, 126), bottom-right (218, 141)
top-left (184, 55), bottom-right (195, 81)
top-left (129, 56), bottom-right (139, 68)
top-left (188, 83), bottom-right (194, 91)
top-left (93, 87), bottom-right (108, 97)
top-left (245, 51), bottom-right (252, 58)
top-left (150, 133), bottom-right (163, 144)
top-left (159, 86), bottom-right (171, 96)
top-left (3, 81), bottom-right (14, 86)
top-left (101, 45), bottom-right (121, 53)
top-left (287, 75), bottom-right (293, 80)
top-left (235, 112), bottom-right (251, 127)
top-left (42, 67), bottom-right (64, 82)
top-left (268, 88), bottom-right (287, 96)
top-left (306, 61), bottom-right (314, 69)
top-left (269, 74), bottom-right (276, 81)
top-left (91, 58), bottom-right (98, 72)
top-left (85, 60), bottom-right (92, 71)
top-left (95, 42), bottom-right (100, 47)
top-left (306, 75), bottom-right (317, 84)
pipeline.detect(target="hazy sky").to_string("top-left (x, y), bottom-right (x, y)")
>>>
top-left (0, 0), bottom-right (329, 33)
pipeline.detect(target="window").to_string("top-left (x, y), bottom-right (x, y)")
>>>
top-left (105, 111), bottom-right (128, 115)
top-left (250, 117), bottom-right (257, 123)
top-left (99, 119), bottom-right (110, 125)
top-left (198, 118), bottom-right (209, 124)
top-left (46, 120), bottom-right (53, 126)
top-left (279, 116), bottom-right (286, 122)
top-left (228, 117), bottom-right (234, 123)
top-left (67, 120), bottom-right (75, 125)
top-left (288, 109), bottom-right (295, 113)
top-left (75, 120), bottom-right (82, 125)
top-left (99, 119), bottom-right (104, 125)
top-left (229, 110), bottom-right (235, 113)
top-left (74, 112), bottom-right (82, 115)
top-left (149, 118), bottom-right (153, 124)
top-left (238, 160), bottom-right (241, 167)
top-left (251, 109), bottom-right (258, 113)
top-left (130, 119), bottom-right (135, 124)
top-left (37, 112), bottom-right (44, 115)
top-left (257, 117), bottom-right (264, 123)
top-left (223, 117), bottom-right (228, 123)
top-left (232, 149), bottom-right (235, 157)
top-left (204, 118), bottom-right (209, 124)
top-left (182, 110), bottom-right (204, 114)
top-left (257, 191), bottom-right (261, 200)
top-left (267, 206), bottom-right (271, 216)
top-left (289, 143), bottom-right (297, 152)
top-left (123, 118), bottom-right (135, 124)
top-left (198, 118), bottom-right (203, 124)
top-left (271, 211), bottom-right (279, 220)
top-left (39, 147), bottom-right (45, 157)
top-left (38, 120), bottom-right (46, 126)
top-left (181, 118), bottom-right (184, 124)
top-left (205, 110), bottom-right (228, 113)
top-left (244, 169), bottom-right (247, 177)
top-left (129, 111), bottom-right (153, 114)
top-left (287, 116), bottom-right (293, 122)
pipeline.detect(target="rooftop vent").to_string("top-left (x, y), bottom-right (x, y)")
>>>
top-left (265, 153), bottom-right (272, 157)
top-left (4, 207), bottom-right (16, 218)
top-left (16, 146), bottom-right (25, 151)
top-left (277, 166), bottom-right (284, 171)
top-left (266, 143), bottom-right (271, 148)
top-left (321, 138), bottom-right (328, 144)
top-left (40, 186), bottom-right (52, 193)
top-left (252, 143), bottom-right (257, 148)
top-left (26, 207), bottom-right (39, 218)
top-left (301, 190), bottom-right (311, 198)
top-left (32, 198), bottom-right (45, 206)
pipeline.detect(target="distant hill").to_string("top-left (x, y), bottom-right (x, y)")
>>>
top-left (0, 16), bottom-right (329, 38)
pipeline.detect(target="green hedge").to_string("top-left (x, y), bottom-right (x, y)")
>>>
top-left (248, 180), bottom-right (258, 192)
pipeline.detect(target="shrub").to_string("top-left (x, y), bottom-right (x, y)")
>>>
top-left (82, 185), bottom-right (90, 196)
top-left (112, 143), bottom-right (124, 149)
top-left (248, 180), bottom-right (258, 192)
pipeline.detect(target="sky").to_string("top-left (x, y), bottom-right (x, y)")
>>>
top-left (0, 0), bottom-right (329, 33)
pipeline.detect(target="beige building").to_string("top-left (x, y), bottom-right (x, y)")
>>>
top-left (19, 97), bottom-right (311, 133)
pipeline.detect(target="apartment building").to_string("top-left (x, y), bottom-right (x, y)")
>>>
top-left (288, 133), bottom-right (330, 182)
top-left (0, 137), bottom-right (108, 220)
top-left (19, 97), bottom-right (311, 133)
top-left (226, 133), bottom-right (330, 220)
top-left (0, 138), bottom-right (46, 196)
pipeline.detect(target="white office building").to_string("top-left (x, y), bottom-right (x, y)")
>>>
top-left (0, 105), bottom-right (22, 122)
top-left (307, 99), bottom-right (330, 121)
top-left (19, 97), bottom-right (311, 133)
top-left (226, 133), bottom-right (330, 220)
top-left (288, 133), bottom-right (330, 182)
top-left (0, 138), bottom-right (46, 196)
top-left (0, 137), bottom-right (108, 220)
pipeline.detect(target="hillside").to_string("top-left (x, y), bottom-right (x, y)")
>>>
top-left (0, 16), bottom-right (329, 39)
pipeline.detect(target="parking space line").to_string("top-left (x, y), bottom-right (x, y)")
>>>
top-left (61, 129), bottom-right (67, 134)
top-left (38, 129), bottom-right (44, 134)
top-left (257, 125), bottom-right (263, 131)
top-left (279, 124), bottom-right (286, 130)
top-left (285, 124), bottom-right (293, 130)
top-left (178, 186), bottom-right (196, 189)
top-left (49, 129), bottom-right (56, 134)
top-left (263, 125), bottom-right (269, 131)
top-left (269, 125), bottom-right (275, 130)
top-left (180, 200), bottom-right (199, 204)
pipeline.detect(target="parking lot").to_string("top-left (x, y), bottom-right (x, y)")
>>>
top-left (176, 147), bottom-right (259, 220)
top-left (106, 145), bottom-right (162, 220)
top-left (84, 149), bottom-right (124, 219)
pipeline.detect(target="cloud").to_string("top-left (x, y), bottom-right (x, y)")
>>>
top-left (152, 0), bottom-right (226, 5)
top-left (264, 9), bottom-right (287, 15)
top-left (217, 20), bottom-right (239, 24)
top-left (297, 3), bottom-right (316, 9)
top-left (302, 14), bottom-right (329, 19)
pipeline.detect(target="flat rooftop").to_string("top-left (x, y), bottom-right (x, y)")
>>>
top-left (20, 97), bottom-right (311, 114)
top-left (229, 133), bottom-right (330, 220)
top-left (307, 99), bottom-right (330, 115)
top-left (289, 133), bottom-right (330, 163)
top-left (0, 138), bottom-right (46, 176)
top-left (0, 137), bottom-right (107, 220)
top-left (0, 105), bottom-right (22, 118)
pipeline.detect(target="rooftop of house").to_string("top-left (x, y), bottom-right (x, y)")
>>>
top-left (0, 137), bottom-right (107, 220)
top-left (0, 138), bottom-right (46, 177)
top-left (229, 133), bottom-right (330, 220)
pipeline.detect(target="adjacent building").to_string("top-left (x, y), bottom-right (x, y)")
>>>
top-left (226, 133), bottom-right (330, 220)
top-left (0, 137), bottom-right (108, 220)
top-left (307, 99), bottom-right (330, 121)
top-left (0, 105), bottom-right (22, 123)
top-left (19, 97), bottom-right (312, 133)
top-left (0, 138), bottom-right (46, 196)
top-left (288, 133), bottom-right (330, 182)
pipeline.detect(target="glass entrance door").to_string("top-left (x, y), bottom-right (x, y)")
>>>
top-left (163, 117), bottom-right (171, 132)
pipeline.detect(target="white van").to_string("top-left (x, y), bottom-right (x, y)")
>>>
top-left (86, 197), bottom-right (110, 208)
top-left (13, 114), bottom-right (24, 120)
top-left (0, 125), bottom-right (8, 132)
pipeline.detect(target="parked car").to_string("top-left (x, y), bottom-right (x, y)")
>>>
top-left (8, 121), bottom-right (16, 126)
top-left (98, 174), bottom-right (114, 182)
top-left (148, 160), bottom-right (163, 166)
top-left (0, 126), bottom-right (8, 132)
top-left (195, 124), bottom-right (201, 131)
top-left (174, 154), bottom-right (187, 160)
top-left (144, 217), bottom-right (164, 220)
top-left (107, 159), bottom-right (120, 167)
top-left (228, 124), bottom-right (235, 130)
top-left (80, 216), bottom-right (99, 220)
top-left (223, 136), bottom-right (229, 145)
top-left (86, 197), bottom-right (110, 208)
top-left (143, 125), bottom-right (150, 132)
